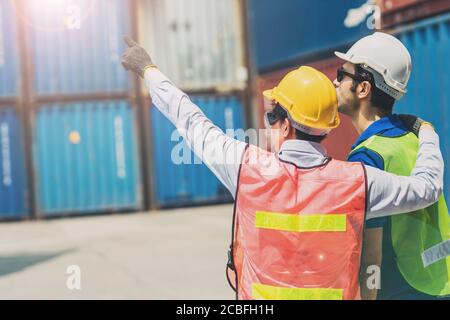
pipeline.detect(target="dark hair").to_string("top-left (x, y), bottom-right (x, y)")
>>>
top-left (352, 65), bottom-right (395, 112)
top-left (272, 104), bottom-right (327, 143)
top-left (295, 130), bottom-right (327, 143)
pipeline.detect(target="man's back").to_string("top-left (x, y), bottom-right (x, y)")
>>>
top-left (349, 115), bottom-right (450, 299)
top-left (231, 145), bottom-right (367, 300)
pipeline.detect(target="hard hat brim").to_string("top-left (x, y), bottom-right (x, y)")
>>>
top-left (334, 51), bottom-right (348, 61)
top-left (335, 51), bottom-right (366, 65)
top-left (263, 89), bottom-right (274, 100)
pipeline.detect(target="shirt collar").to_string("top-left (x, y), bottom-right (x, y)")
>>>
top-left (278, 139), bottom-right (329, 168)
top-left (352, 115), bottom-right (406, 149)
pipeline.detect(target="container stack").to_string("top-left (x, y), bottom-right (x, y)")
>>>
top-left (1, 0), bottom-right (448, 220)
top-left (26, 0), bottom-right (143, 217)
top-left (138, 0), bottom-right (248, 208)
top-left (0, 0), bottom-right (250, 220)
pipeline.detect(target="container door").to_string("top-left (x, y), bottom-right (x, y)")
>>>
top-left (34, 101), bottom-right (142, 216)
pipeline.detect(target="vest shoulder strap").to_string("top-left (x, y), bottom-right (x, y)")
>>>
top-left (351, 132), bottom-right (418, 174)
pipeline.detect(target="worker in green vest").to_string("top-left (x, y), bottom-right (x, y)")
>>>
top-left (334, 32), bottom-right (450, 300)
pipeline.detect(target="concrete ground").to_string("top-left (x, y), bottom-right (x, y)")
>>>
top-left (0, 205), bottom-right (236, 300)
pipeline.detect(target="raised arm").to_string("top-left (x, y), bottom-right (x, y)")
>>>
top-left (121, 37), bottom-right (247, 196)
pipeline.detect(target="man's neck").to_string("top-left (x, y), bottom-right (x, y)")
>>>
top-left (351, 106), bottom-right (390, 135)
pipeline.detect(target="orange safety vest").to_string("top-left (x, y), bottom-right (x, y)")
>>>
top-left (227, 145), bottom-right (367, 300)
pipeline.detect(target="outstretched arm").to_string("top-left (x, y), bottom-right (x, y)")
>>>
top-left (121, 37), bottom-right (247, 197)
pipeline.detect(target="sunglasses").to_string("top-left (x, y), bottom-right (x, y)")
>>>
top-left (264, 111), bottom-right (279, 126)
top-left (264, 104), bottom-right (288, 127)
top-left (337, 67), bottom-right (362, 83)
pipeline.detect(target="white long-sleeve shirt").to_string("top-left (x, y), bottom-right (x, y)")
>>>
top-left (145, 68), bottom-right (444, 220)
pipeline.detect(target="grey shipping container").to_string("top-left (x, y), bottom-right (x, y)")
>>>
top-left (138, 0), bottom-right (247, 91)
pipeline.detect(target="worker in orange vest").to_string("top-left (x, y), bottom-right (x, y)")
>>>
top-left (122, 37), bottom-right (444, 300)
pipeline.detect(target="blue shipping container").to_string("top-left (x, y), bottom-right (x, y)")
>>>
top-left (247, 0), bottom-right (373, 72)
top-left (0, 107), bottom-right (28, 219)
top-left (0, 0), bottom-right (19, 97)
top-left (395, 13), bottom-right (450, 204)
top-left (26, 0), bottom-right (131, 95)
top-left (151, 95), bottom-right (245, 208)
top-left (34, 101), bottom-right (142, 216)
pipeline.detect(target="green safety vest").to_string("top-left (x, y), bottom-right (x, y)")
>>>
top-left (351, 132), bottom-right (450, 296)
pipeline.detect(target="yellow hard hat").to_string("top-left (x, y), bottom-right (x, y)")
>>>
top-left (263, 66), bottom-right (340, 135)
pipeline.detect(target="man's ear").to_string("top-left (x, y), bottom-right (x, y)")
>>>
top-left (282, 118), bottom-right (293, 138)
top-left (358, 81), bottom-right (372, 99)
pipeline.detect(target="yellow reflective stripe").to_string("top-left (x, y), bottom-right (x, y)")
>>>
top-left (252, 283), bottom-right (344, 300)
top-left (255, 212), bottom-right (347, 232)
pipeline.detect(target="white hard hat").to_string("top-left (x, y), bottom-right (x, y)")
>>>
top-left (335, 32), bottom-right (412, 100)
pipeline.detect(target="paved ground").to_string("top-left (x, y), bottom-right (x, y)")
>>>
top-left (0, 205), bottom-right (236, 300)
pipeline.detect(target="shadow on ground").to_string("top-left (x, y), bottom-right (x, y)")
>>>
top-left (0, 249), bottom-right (76, 277)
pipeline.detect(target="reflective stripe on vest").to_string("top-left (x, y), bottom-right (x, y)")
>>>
top-left (255, 212), bottom-right (347, 232)
top-left (230, 145), bottom-right (367, 300)
top-left (351, 132), bottom-right (450, 296)
top-left (252, 283), bottom-right (344, 300)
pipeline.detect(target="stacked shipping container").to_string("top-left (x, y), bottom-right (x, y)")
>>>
top-left (378, 0), bottom-right (450, 28)
top-left (247, 0), bottom-right (373, 73)
top-left (34, 101), bottom-right (141, 215)
top-left (0, 108), bottom-right (27, 218)
top-left (3, 0), bottom-right (448, 219)
top-left (0, 0), bottom-right (249, 219)
top-left (139, 0), bottom-right (248, 208)
top-left (20, 0), bottom-right (143, 217)
top-left (151, 95), bottom-right (245, 207)
top-left (0, 0), bottom-right (19, 97)
top-left (0, 0), bottom-right (28, 220)
top-left (27, 0), bottom-right (131, 95)
top-left (138, 0), bottom-right (247, 91)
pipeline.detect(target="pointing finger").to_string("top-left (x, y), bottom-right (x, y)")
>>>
top-left (124, 35), bottom-right (138, 48)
